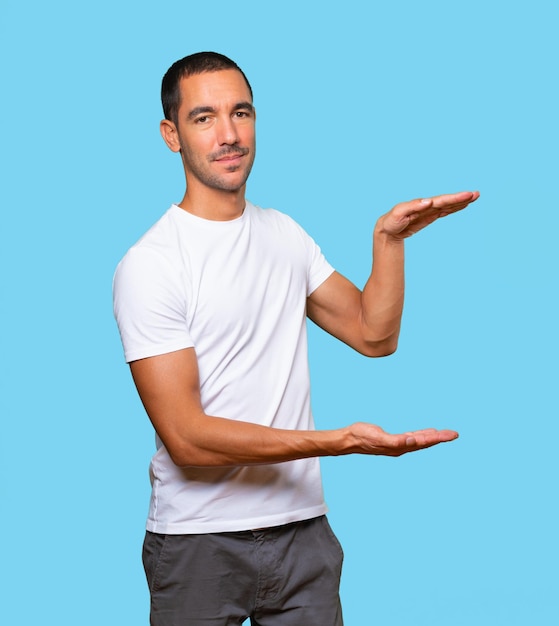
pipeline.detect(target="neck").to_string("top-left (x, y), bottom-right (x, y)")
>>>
top-left (178, 184), bottom-right (246, 221)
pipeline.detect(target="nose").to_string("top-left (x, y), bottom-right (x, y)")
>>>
top-left (216, 115), bottom-right (239, 145)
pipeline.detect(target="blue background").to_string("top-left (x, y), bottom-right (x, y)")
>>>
top-left (2, 1), bottom-right (557, 624)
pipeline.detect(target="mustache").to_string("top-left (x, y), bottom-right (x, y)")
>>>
top-left (210, 147), bottom-right (249, 161)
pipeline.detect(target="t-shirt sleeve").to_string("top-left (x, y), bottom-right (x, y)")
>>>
top-left (112, 245), bottom-right (194, 363)
top-left (280, 212), bottom-right (335, 296)
top-left (287, 220), bottom-right (334, 296)
top-left (306, 238), bottom-right (335, 296)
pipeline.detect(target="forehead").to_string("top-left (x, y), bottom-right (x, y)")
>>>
top-left (178, 69), bottom-right (252, 112)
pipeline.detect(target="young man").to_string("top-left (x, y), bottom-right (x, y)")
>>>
top-left (113, 52), bottom-right (479, 625)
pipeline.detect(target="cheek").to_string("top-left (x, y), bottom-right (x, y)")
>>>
top-left (181, 138), bottom-right (209, 163)
top-left (242, 130), bottom-right (256, 159)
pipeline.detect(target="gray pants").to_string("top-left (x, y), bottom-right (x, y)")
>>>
top-left (142, 515), bottom-right (344, 626)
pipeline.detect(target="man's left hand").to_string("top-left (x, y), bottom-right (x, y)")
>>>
top-left (376, 191), bottom-right (480, 240)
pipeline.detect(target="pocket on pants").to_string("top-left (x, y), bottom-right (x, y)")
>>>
top-left (321, 516), bottom-right (345, 562)
top-left (142, 531), bottom-right (168, 592)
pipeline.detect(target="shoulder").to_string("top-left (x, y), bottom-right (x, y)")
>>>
top-left (113, 207), bottom-right (189, 303)
top-left (115, 207), bottom-right (182, 274)
top-left (246, 201), bottom-right (310, 239)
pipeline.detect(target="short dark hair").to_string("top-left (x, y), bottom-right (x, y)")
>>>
top-left (161, 52), bottom-right (253, 125)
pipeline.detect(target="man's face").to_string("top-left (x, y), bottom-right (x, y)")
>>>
top-left (173, 69), bottom-right (256, 193)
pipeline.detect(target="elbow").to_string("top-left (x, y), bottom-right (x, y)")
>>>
top-left (169, 450), bottom-right (217, 469)
top-left (374, 343), bottom-right (398, 358)
top-left (167, 447), bottom-right (193, 468)
top-left (357, 318), bottom-right (401, 358)
top-left (359, 336), bottom-right (399, 358)
top-left (167, 440), bottom-right (231, 469)
top-left (166, 441), bottom-right (210, 468)
top-left (169, 452), bottom-right (209, 469)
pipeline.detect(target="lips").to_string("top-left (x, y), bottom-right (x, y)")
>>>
top-left (217, 154), bottom-right (242, 162)
top-left (211, 148), bottom-right (249, 162)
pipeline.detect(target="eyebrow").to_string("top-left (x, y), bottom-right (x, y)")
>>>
top-left (187, 101), bottom-right (254, 121)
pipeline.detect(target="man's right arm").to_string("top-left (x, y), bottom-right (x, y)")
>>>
top-left (130, 347), bottom-right (459, 468)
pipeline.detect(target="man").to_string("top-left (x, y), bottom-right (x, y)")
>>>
top-left (113, 51), bottom-right (479, 626)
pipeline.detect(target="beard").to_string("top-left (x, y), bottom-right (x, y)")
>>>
top-left (180, 140), bottom-right (256, 193)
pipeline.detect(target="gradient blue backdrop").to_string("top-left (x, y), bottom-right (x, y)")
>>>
top-left (2, 1), bottom-right (557, 624)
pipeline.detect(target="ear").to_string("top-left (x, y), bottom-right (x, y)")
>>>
top-left (160, 119), bottom-right (181, 153)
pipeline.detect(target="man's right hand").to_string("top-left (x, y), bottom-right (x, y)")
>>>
top-left (131, 348), bottom-right (459, 467)
top-left (346, 422), bottom-right (459, 457)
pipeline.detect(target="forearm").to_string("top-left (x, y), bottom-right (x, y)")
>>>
top-left (130, 351), bottom-right (354, 468)
top-left (169, 412), bottom-right (353, 467)
top-left (167, 413), bottom-right (459, 467)
top-left (359, 191), bottom-right (480, 351)
top-left (131, 348), bottom-right (458, 468)
top-left (359, 226), bottom-right (405, 353)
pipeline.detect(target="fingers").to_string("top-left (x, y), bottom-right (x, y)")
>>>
top-left (382, 190), bottom-right (478, 239)
top-left (377, 427), bottom-right (459, 456)
top-left (384, 190), bottom-right (478, 228)
top-left (412, 191), bottom-right (478, 218)
top-left (420, 191), bottom-right (479, 220)
top-left (404, 428), bottom-right (459, 448)
top-left (350, 422), bottom-right (459, 457)
top-left (429, 190), bottom-right (480, 207)
top-left (398, 191), bottom-right (479, 216)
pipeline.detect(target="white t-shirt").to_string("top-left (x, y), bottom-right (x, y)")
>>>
top-left (113, 202), bottom-right (335, 533)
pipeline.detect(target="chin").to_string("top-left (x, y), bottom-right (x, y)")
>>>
top-left (216, 173), bottom-right (251, 192)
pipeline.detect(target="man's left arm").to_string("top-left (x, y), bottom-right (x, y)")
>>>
top-left (307, 191), bottom-right (480, 356)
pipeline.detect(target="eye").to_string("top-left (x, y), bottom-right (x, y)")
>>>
top-left (195, 115), bottom-right (211, 124)
top-left (234, 111), bottom-right (251, 119)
